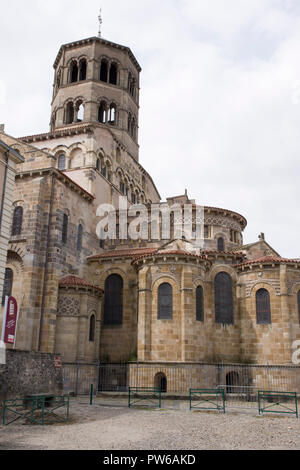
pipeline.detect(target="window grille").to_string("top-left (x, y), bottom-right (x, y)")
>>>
top-left (158, 283), bottom-right (173, 320)
top-left (104, 274), bottom-right (123, 325)
top-left (256, 289), bottom-right (271, 324)
top-left (214, 272), bottom-right (234, 324)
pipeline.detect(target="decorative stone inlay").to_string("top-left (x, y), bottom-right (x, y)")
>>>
top-left (57, 296), bottom-right (80, 316)
top-left (245, 279), bottom-right (281, 297)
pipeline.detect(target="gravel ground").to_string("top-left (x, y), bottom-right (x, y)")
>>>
top-left (0, 396), bottom-right (300, 450)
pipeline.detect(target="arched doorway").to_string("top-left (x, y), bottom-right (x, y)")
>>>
top-left (226, 371), bottom-right (239, 394)
top-left (154, 372), bottom-right (167, 393)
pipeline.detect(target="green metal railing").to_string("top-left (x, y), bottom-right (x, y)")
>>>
top-left (128, 387), bottom-right (162, 409)
top-left (190, 388), bottom-right (226, 413)
top-left (2, 395), bottom-right (70, 426)
top-left (258, 391), bottom-right (298, 418)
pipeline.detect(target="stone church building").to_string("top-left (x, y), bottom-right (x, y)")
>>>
top-left (1, 33), bottom-right (300, 372)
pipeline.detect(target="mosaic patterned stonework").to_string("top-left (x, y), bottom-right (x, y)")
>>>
top-left (57, 296), bottom-right (80, 316)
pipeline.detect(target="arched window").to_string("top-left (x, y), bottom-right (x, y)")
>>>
top-left (89, 314), bottom-right (95, 342)
top-left (96, 158), bottom-right (100, 171)
top-left (58, 154), bottom-right (66, 171)
top-left (2, 268), bottom-right (13, 305)
top-left (98, 102), bottom-right (107, 123)
top-left (12, 206), bottom-right (23, 236)
top-left (104, 274), bottom-right (123, 325)
top-left (108, 104), bottom-right (116, 125)
top-left (76, 101), bottom-right (84, 122)
top-left (298, 291), bottom-right (300, 324)
top-left (79, 59), bottom-right (87, 81)
top-left (217, 237), bottom-right (225, 252)
top-left (214, 272), bottom-right (234, 324)
top-left (77, 223), bottom-right (83, 252)
top-left (62, 213), bottom-right (68, 244)
top-left (100, 60), bottom-right (108, 82)
top-left (158, 283), bottom-right (173, 320)
top-left (256, 289), bottom-right (271, 324)
top-left (196, 285), bottom-right (204, 322)
top-left (109, 63), bottom-right (118, 85)
top-left (65, 102), bottom-right (74, 124)
top-left (69, 61), bottom-right (78, 83)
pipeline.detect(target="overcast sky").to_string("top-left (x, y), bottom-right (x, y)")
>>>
top-left (1, 0), bottom-right (300, 257)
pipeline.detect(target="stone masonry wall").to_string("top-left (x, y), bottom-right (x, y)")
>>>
top-left (0, 350), bottom-right (63, 402)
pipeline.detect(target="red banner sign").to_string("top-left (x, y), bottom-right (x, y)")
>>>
top-left (3, 296), bottom-right (18, 344)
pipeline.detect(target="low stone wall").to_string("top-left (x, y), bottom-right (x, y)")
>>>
top-left (0, 349), bottom-right (63, 401)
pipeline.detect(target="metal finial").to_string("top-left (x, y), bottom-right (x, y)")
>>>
top-left (98, 8), bottom-right (102, 38)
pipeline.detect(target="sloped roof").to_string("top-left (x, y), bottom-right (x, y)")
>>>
top-left (59, 275), bottom-right (103, 292)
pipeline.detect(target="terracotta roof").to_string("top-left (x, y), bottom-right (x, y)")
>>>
top-left (202, 250), bottom-right (244, 256)
top-left (236, 256), bottom-right (300, 268)
top-left (59, 275), bottom-right (103, 292)
top-left (88, 247), bottom-right (158, 261)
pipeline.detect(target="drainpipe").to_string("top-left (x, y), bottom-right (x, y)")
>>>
top-left (0, 151), bottom-right (9, 233)
top-left (37, 170), bottom-right (56, 352)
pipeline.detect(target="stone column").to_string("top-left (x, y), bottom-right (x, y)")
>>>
top-left (180, 267), bottom-right (193, 362)
top-left (280, 264), bottom-right (292, 363)
top-left (137, 266), bottom-right (152, 361)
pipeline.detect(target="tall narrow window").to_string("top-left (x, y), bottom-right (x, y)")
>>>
top-left (100, 60), bottom-right (108, 82)
top-left (58, 154), bottom-right (66, 171)
top-left (70, 61), bottom-right (78, 83)
top-left (196, 285), bottom-right (204, 322)
top-left (89, 314), bottom-right (95, 342)
top-left (109, 63), bottom-right (118, 85)
top-left (62, 214), bottom-right (68, 244)
top-left (104, 274), bottom-right (123, 325)
top-left (77, 224), bottom-right (83, 252)
top-left (98, 102), bottom-right (106, 123)
top-left (217, 237), bottom-right (225, 252)
top-left (215, 272), bottom-right (234, 324)
top-left (256, 289), bottom-right (271, 324)
top-left (2, 268), bottom-right (13, 305)
top-left (158, 283), bottom-right (173, 320)
top-left (65, 102), bottom-right (74, 124)
top-left (108, 105), bottom-right (116, 125)
top-left (298, 291), bottom-right (300, 324)
top-left (79, 59), bottom-right (87, 81)
top-left (12, 206), bottom-right (23, 236)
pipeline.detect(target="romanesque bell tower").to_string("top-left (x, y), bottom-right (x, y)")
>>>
top-left (50, 35), bottom-right (141, 161)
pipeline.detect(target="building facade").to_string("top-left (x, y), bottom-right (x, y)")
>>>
top-left (1, 34), bottom-right (300, 371)
top-left (0, 139), bottom-right (24, 306)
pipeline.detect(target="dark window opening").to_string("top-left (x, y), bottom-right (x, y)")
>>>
top-left (226, 371), bottom-right (239, 394)
top-left (214, 272), bottom-right (234, 325)
top-left (77, 224), bottom-right (83, 252)
top-left (158, 283), bottom-right (173, 320)
top-left (12, 206), bottom-right (23, 236)
top-left (70, 61), bottom-right (78, 83)
top-left (154, 373), bottom-right (167, 393)
top-left (217, 237), bottom-right (225, 252)
top-left (2, 268), bottom-right (13, 305)
top-left (256, 289), bottom-right (271, 324)
top-left (100, 60), bottom-right (108, 82)
top-left (298, 291), bottom-right (300, 324)
top-left (109, 63), bottom-right (118, 85)
top-left (62, 214), bottom-right (68, 244)
top-left (98, 102), bottom-right (106, 124)
top-left (66, 102), bottom-right (74, 124)
top-left (89, 314), bottom-right (95, 342)
top-left (196, 285), bottom-right (204, 322)
top-left (104, 274), bottom-right (123, 325)
top-left (79, 59), bottom-right (87, 81)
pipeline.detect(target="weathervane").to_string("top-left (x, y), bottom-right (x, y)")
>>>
top-left (98, 7), bottom-right (103, 38)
